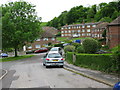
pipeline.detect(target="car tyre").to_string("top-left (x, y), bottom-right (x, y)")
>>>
top-left (43, 63), bottom-right (45, 66)
top-left (60, 65), bottom-right (63, 68)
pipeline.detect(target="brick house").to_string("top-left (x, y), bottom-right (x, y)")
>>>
top-left (61, 22), bottom-right (101, 38)
top-left (106, 16), bottom-right (120, 49)
top-left (26, 27), bottom-right (58, 50)
top-left (91, 22), bottom-right (108, 39)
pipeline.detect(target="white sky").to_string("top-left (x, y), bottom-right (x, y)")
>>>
top-left (0, 0), bottom-right (115, 22)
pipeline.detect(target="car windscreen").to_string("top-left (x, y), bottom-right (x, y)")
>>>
top-left (48, 53), bottom-right (61, 58)
top-left (50, 48), bottom-right (58, 51)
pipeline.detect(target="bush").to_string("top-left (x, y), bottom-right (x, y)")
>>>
top-left (54, 43), bottom-right (64, 48)
top-left (76, 46), bottom-right (85, 53)
top-left (72, 43), bottom-right (80, 49)
top-left (83, 38), bottom-right (99, 53)
top-left (64, 45), bottom-right (75, 53)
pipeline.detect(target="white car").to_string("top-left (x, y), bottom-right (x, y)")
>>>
top-left (49, 47), bottom-right (63, 55)
top-left (43, 53), bottom-right (64, 68)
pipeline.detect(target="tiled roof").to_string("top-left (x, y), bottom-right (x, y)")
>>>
top-left (41, 27), bottom-right (58, 38)
top-left (108, 16), bottom-right (120, 26)
top-left (62, 22), bottom-right (102, 27)
top-left (92, 22), bottom-right (109, 29)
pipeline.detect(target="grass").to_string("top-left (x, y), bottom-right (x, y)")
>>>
top-left (56, 37), bottom-right (67, 41)
top-left (56, 37), bottom-right (90, 42)
top-left (41, 22), bottom-right (47, 27)
top-left (0, 55), bottom-right (35, 62)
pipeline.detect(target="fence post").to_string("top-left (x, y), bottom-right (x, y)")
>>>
top-left (73, 53), bottom-right (76, 63)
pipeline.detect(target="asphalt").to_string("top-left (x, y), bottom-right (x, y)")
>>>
top-left (64, 61), bottom-right (120, 87)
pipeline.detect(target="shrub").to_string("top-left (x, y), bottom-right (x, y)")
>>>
top-left (76, 46), bottom-right (85, 53)
top-left (83, 38), bottom-right (99, 53)
top-left (72, 43), bottom-right (80, 49)
top-left (64, 45), bottom-right (75, 53)
top-left (54, 43), bottom-right (64, 48)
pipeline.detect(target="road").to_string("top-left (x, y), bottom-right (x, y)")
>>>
top-left (0, 53), bottom-right (111, 88)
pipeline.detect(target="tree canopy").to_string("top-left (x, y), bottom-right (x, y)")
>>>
top-left (47, 1), bottom-right (120, 29)
top-left (2, 1), bottom-right (42, 56)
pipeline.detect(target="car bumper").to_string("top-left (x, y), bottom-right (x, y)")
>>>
top-left (45, 62), bottom-right (64, 66)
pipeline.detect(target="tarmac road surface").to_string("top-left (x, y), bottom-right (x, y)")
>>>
top-left (1, 53), bottom-right (111, 88)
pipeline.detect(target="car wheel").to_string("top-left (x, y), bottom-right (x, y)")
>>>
top-left (60, 65), bottom-right (63, 68)
top-left (46, 66), bottom-right (49, 68)
top-left (43, 63), bottom-right (45, 66)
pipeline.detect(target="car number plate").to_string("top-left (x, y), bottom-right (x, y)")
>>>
top-left (53, 60), bottom-right (58, 61)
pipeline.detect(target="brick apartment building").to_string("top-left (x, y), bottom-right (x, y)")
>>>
top-left (26, 27), bottom-right (58, 50)
top-left (106, 16), bottom-right (120, 49)
top-left (61, 22), bottom-right (101, 38)
top-left (91, 22), bottom-right (108, 39)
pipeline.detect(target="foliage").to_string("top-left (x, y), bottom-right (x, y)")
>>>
top-left (72, 43), bottom-right (80, 49)
top-left (55, 32), bottom-right (61, 37)
top-left (101, 45), bottom-right (109, 50)
top-left (82, 38), bottom-right (99, 53)
top-left (2, 1), bottom-right (42, 57)
top-left (47, 1), bottom-right (119, 29)
top-left (111, 45), bottom-right (120, 74)
top-left (64, 45), bottom-right (75, 53)
top-left (65, 52), bottom-right (74, 64)
top-left (54, 43), bottom-right (64, 48)
top-left (76, 45), bottom-right (85, 53)
top-left (74, 54), bottom-right (114, 73)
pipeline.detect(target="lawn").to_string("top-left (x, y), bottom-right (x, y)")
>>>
top-left (0, 55), bottom-right (35, 62)
top-left (57, 37), bottom-right (90, 42)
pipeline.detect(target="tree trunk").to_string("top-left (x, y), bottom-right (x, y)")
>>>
top-left (14, 47), bottom-right (18, 57)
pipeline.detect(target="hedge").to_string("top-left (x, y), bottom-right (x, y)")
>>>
top-left (65, 52), bottom-right (74, 64)
top-left (75, 54), bottom-right (113, 73)
top-left (65, 52), bottom-right (118, 73)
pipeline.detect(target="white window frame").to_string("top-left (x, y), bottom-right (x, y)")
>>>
top-left (35, 45), bottom-right (41, 48)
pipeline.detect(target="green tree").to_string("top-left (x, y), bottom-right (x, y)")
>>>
top-left (2, 1), bottom-right (42, 57)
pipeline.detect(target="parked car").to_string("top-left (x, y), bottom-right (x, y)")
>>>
top-left (95, 50), bottom-right (107, 54)
top-left (0, 53), bottom-right (8, 58)
top-left (43, 52), bottom-right (64, 68)
top-left (49, 47), bottom-right (63, 55)
top-left (34, 47), bottom-right (48, 53)
top-left (26, 49), bottom-right (36, 54)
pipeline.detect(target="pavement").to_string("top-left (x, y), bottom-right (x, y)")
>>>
top-left (64, 61), bottom-right (120, 87)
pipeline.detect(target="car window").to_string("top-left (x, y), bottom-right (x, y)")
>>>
top-left (47, 53), bottom-right (61, 58)
top-left (50, 48), bottom-right (58, 51)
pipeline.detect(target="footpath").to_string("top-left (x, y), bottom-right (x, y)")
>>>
top-left (64, 61), bottom-right (120, 87)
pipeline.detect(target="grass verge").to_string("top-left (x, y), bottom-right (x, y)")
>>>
top-left (0, 55), bottom-right (35, 62)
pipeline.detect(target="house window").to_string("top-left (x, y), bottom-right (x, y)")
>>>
top-left (28, 45), bottom-right (32, 49)
top-left (82, 25), bottom-right (85, 28)
top-left (92, 25), bottom-right (96, 27)
top-left (51, 37), bottom-right (55, 41)
top-left (72, 30), bottom-right (74, 33)
top-left (43, 44), bottom-right (48, 47)
top-left (43, 38), bottom-right (48, 41)
top-left (87, 25), bottom-right (90, 28)
top-left (82, 29), bottom-right (85, 32)
top-left (69, 30), bottom-right (71, 33)
top-left (35, 45), bottom-right (40, 48)
top-left (61, 27), bottom-right (64, 30)
top-left (62, 34), bottom-right (64, 36)
top-left (36, 39), bottom-right (40, 41)
top-left (65, 31), bottom-right (67, 33)
top-left (61, 31), bottom-right (64, 33)
top-left (87, 29), bottom-right (90, 32)
top-left (68, 27), bottom-right (71, 29)
top-left (78, 30), bottom-right (80, 32)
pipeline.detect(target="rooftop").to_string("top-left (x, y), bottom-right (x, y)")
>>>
top-left (108, 16), bottom-right (120, 26)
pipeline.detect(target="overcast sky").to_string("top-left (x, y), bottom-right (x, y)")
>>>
top-left (1, 0), bottom-right (115, 22)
